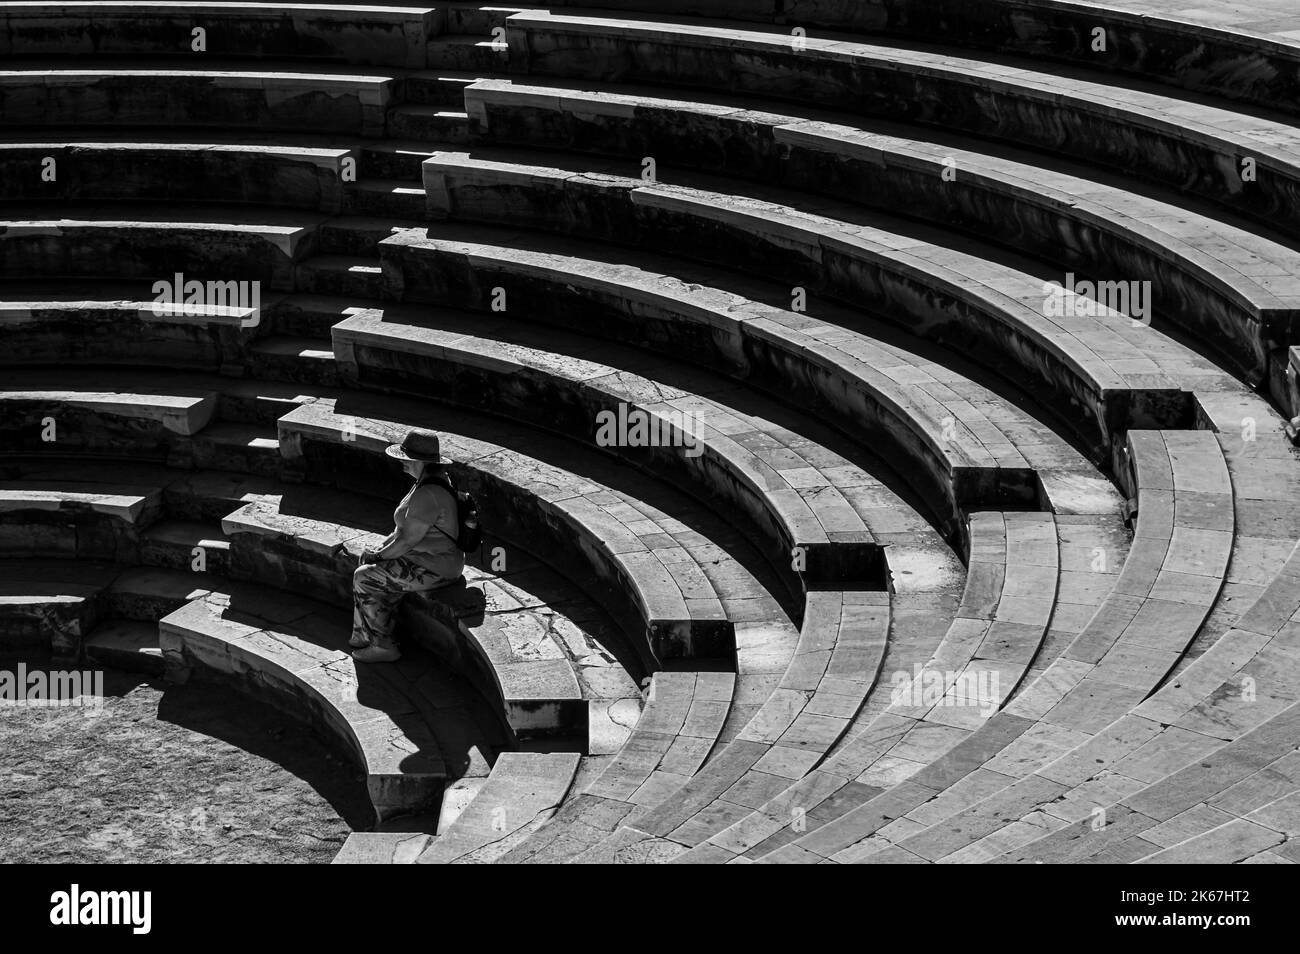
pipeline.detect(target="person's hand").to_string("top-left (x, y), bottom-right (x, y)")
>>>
top-left (359, 548), bottom-right (381, 566)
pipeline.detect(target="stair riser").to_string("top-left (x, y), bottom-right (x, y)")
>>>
top-left (84, 640), bottom-right (165, 676)
top-left (215, 392), bottom-right (299, 428)
top-left (295, 264), bottom-right (390, 299)
top-left (426, 40), bottom-right (509, 72)
top-left (0, 516), bottom-right (145, 565)
top-left (0, 145), bottom-right (345, 212)
top-left (185, 440), bottom-right (284, 480)
top-left (344, 188), bottom-right (427, 220)
top-left (360, 149), bottom-right (427, 181)
top-left (247, 351), bottom-right (342, 388)
top-left (444, 7), bottom-right (528, 34)
top-left (398, 77), bottom-right (474, 108)
top-left (0, 596), bottom-right (101, 660)
top-left (267, 301), bottom-right (354, 339)
top-left (387, 111), bottom-right (472, 144)
top-left (140, 537), bottom-right (231, 577)
top-left (0, 312), bottom-right (254, 374)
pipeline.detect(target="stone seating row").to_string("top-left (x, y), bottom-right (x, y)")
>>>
top-left (0, 385), bottom-right (654, 746)
top-left (538, 0), bottom-right (1300, 117)
top-left (0, 3), bottom-right (522, 71)
top-left (460, 82), bottom-right (1300, 405)
top-left (333, 750), bottom-right (581, 864)
top-left (501, 13), bottom-right (1300, 241)
top-left (673, 509), bottom-right (1070, 861)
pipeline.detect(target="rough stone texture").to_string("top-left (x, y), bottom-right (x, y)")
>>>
top-left (0, 654), bottom-right (369, 863)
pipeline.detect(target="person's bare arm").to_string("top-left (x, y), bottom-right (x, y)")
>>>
top-left (361, 519), bottom-right (430, 563)
top-left (376, 518), bottom-right (431, 560)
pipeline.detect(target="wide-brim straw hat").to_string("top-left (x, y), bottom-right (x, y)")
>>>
top-left (385, 428), bottom-right (452, 464)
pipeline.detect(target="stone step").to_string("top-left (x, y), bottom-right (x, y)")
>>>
top-left (0, 291), bottom-right (260, 374)
top-left (218, 479), bottom-right (637, 745)
top-left (334, 306), bottom-right (911, 585)
top-left (566, 588), bottom-right (891, 862)
top-left (319, 216), bottom-right (425, 257)
top-left (0, 456), bottom-right (281, 524)
top-left (344, 177), bottom-right (428, 218)
top-left (0, 64), bottom-right (393, 136)
top-left (0, 3), bottom-right (437, 68)
top-left (186, 421), bottom-right (283, 478)
top-left (0, 140), bottom-right (351, 212)
top-left (532, 0), bottom-right (1300, 117)
top-left (83, 618), bottom-right (164, 676)
top-left (459, 87), bottom-right (1300, 403)
top-left (360, 140), bottom-right (456, 179)
top-left (761, 430), bottom-right (1237, 863)
top-left (426, 34), bottom-right (510, 71)
top-left (400, 69), bottom-right (502, 107)
top-left (591, 670), bottom-right (732, 803)
top-left (103, 564), bottom-right (225, 622)
top-left (387, 105), bottom-right (472, 143)
top-left (268, 292), bottom-right (377, 338)
top-left (999, 698), bottom-right (1300, 864)
top-left (0, 480), bottom-right (164, 563)
top-left (0, 372), bottom-right (220, 442)
top-left (294, 255), bottom-right (389, 299)
top-left (441, 3), bottom-right (536, 35)
top-left (159, 585), bottom-right (448, 824)
top-left (376, 224), bottom-right (1123, 528)
top-left (0, 559), bottom-right (118, 657)
top-left (140, 519), bottom-right (231, 575)
top-left (415, 751), bottom-right (580, 862)
top-left (248, 335), bottom-right (340, 386)
top-left (0, 203), bottom-right (323, 292)
top-left (673, 509), bottom-right (1108, 862)
top-left (501, 12), bottom-right (1300, 239)
top-left (276, 393), bottom-right (801, 685)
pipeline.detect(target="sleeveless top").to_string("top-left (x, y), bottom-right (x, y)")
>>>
top-left (393, 480), bottom-right (464, 579)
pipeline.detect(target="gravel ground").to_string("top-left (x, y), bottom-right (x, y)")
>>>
top-left (0, 654), bottom-right (372, 863)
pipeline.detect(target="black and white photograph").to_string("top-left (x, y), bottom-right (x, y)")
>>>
top-left (0, 0), bottom-right (1295, 916)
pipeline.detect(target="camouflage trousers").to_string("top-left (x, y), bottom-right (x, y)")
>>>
top-left (351, 557), bottom-right (454, 648)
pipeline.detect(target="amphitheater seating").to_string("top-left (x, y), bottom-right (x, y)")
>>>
top-left (276, 392), bottom-right (800, 667)
top-left (411, 154), bottom-right (1201, 455)
top-left (673, 509), bottom-right (1062, 860)
top-left (377, 224), bottom-right (1125, 517)
top-left (161, 583), bottom-right (449, 822)
top-left (537, 0), bottom-right (1300, 117)
top-left (499, 588), bottom-right (894, 862)
top-left (458, 83), bottom-right (1300, 399)
top-left (335, 303), bottom-right (900, 584)
top-left (6, 0), bottom-right (1300, 867)
top-left (502, 13), bottom-right (1300, 236)
top-left (414, 751), bottom-right (581, 862)
top-left (0, 3), bottom-right (439, 67)
top-left (1, 66), bottom-right (394, 134)
top-left (742, 428), bottom-right (1233, 861)
top-left (0, 141), bottom-right (354, 212)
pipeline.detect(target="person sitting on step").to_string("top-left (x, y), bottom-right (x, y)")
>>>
top-left (351, 429), bottom-right (465, 664)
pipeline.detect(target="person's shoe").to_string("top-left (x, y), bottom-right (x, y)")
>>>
top-left (348, 632), bottom-right (370, 649)
top-left (352, 643), bottom-right (401, 664)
